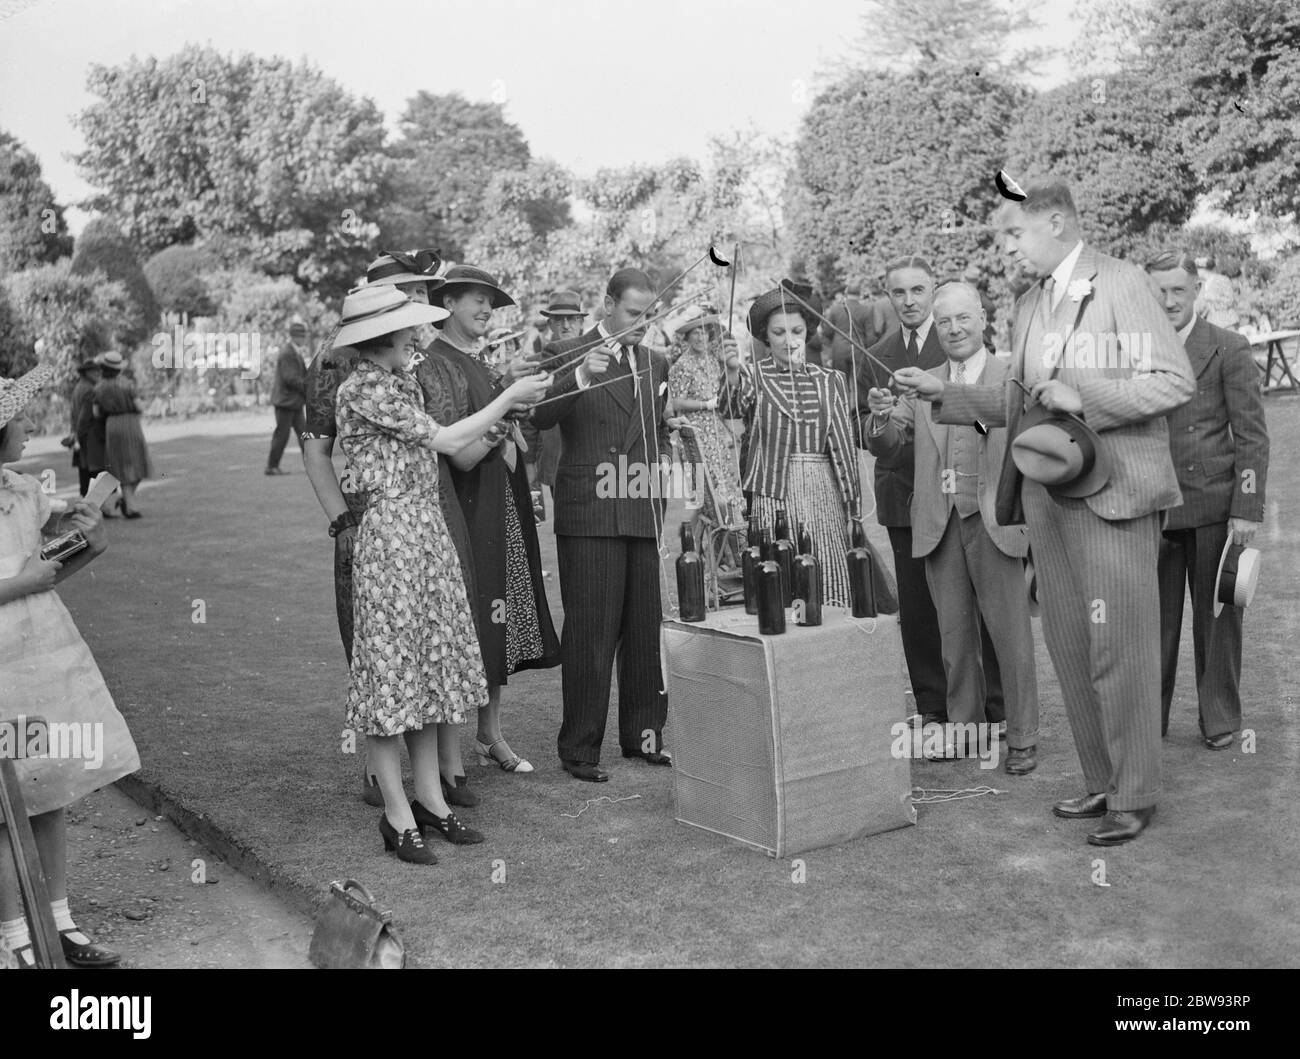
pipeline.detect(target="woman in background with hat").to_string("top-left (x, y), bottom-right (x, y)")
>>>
top-left (0, 363), bottom-right (140, 966)
top-left (334, 285), bottom-right (550, 863)
top-left (668, 308), bottom-right (744, 547)
top-left (424, 265), bottom-right (561, 777)
top-left (68, 357), bottom-right (114, 516)
top-left (92, 351), bottom-right (153, 518)
top-left (722, 281), bottom-right (865, 606)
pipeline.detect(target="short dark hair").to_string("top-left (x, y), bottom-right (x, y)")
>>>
top-left (1017, 178), bottom-right (1078, 219)
top-left (884, 256), bottom-right (934, 283)
top-left (606, 268), bottom-right (655, 303)
top-left (1145, 249), bottom-right (1199, 276)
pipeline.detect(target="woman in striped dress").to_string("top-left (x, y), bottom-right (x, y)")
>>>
top-left (721, 282), bottom-right (862, 607)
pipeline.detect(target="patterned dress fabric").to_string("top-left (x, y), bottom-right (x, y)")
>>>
top-left (668, 347), bottom-right (744, 525)
top-left (0, 470), bottom-right (140, 816)
top-left (335, 360), bottom-right (488, 736)
top-left (93, 376), bottom-right (154, 486)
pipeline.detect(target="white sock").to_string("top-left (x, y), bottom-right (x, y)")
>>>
top-left (1, 917), bottom-right (30, 952)
top-left (50, 899), bottom-right (88, 942)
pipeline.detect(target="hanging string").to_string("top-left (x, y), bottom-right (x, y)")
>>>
top-left (909, 786), bottom-right (1003, 804)
top-left (560, 794), bottom-right (643, 819)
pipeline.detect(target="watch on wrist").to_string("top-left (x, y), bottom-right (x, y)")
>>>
top-left (328, 510), bottom-right (359, 538)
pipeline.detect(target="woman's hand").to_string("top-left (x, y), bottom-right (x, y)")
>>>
top-left (504, 372), bottom-right (552, 409)
top-left (65, 500), bottom-right (107, 554)
top-left (18, 549), bottom-right (61, 595)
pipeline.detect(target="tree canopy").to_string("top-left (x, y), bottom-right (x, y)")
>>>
top-left (0, 130), bottom-right (73, 275)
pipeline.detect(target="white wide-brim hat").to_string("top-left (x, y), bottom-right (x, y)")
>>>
top-left (1213, 537), bottom-right (1261, 617)
top-left (0, 363), bottom-right (54, 429)
top-left (334, 286), bottom-right (450, 348)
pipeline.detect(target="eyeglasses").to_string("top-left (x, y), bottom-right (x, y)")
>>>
top-left (382, 248), bottom-right (442, 276)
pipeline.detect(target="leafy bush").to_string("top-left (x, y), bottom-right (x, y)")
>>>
top-left (70, 217), bottom-right (159, 343)
top-left (144, 243), bottom-right (216, 318)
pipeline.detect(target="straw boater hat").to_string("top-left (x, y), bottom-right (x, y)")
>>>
top-left (747, 280), bottom-right (822, 343)
top-left (95, 351), bottom-right (127, 371)
top-left (365, 248), bottom-right (447, 295)
top-left (1010, 403), bottom-right (1111, 498)
top-left (334, 286), bottom-right (450, 348)
top-left (540, 290), bottom-right (586, 318)
top-left (0, 363), bottom-right (54, 430)
top-left (1213, 538), bottom-right (1261, 617)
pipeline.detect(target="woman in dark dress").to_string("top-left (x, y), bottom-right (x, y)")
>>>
top-left (92, 352), bottom-right (153, 518)
top-left (422, 265), bottom-right (561, 775)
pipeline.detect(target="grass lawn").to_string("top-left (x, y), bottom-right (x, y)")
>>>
top-left (27, 403), bottom-right (1300, 968)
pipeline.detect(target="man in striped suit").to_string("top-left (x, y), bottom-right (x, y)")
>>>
top-left (894, 178), bottom-right (1195, 845)
top-left (533, 268), bottom-right (672, 782)
top-left (1146, 250), bottom-right (1269, 748)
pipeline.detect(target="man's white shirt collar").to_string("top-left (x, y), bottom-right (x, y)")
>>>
top-left (948, 347), bottom-right (987, 382)
top-left (1177, 315), bottom-right (1197, 343)
top-left (904, 314), bottom-right (934, 350)
top-left (1049, 241), bottom-right (1085, 310)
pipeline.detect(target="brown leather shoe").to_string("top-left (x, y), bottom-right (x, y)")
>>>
top-left (1052, 792), bottom-right (1107, 819)
top-left (1087, 807), bottom-right (1154, 846)
top-left (1004, 745), bottom-right (1037, 775)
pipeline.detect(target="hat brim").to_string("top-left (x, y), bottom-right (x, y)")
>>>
top-left (0, 363), bottom-right (55, 429)
top-left (1012, 404), bottom-right (1111, 498)
top-left (540, 308), bottom-right (587, 318)
top-left (335, 302), bottom-right (450, 348)
top-left (1214, 539), bottom-right (1261, 617)
top-left (436, 279), bottom-right (515, 311)
top-left (675, 315), bottom-right (722, 338)
top-left (368, 274), bottom-right (448, 293)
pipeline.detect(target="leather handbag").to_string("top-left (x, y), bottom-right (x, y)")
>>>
top-left (308, 879), bottom-right (405, 969)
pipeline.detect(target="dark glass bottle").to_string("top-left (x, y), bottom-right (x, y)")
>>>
top-left (796, 520), bottom-right (813, 557)
top-left (741, 517), bottom-right (762, 615)
top-left (773, 512), bottom-right (795, 607)
top-left (676, 522), bottom-right (706, 622)
top-left (846, 522), bottom-right (878, 618)
top-left (757, 560), bottom-right (786, 635)
top-left (792, 553), bottom-right (823, 626)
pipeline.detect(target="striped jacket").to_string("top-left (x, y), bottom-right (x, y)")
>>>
top-left (726, 357), bottom-right (861, 515)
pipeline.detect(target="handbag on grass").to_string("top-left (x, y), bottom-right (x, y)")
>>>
top-left (309, 879), bottom-right (405, 969)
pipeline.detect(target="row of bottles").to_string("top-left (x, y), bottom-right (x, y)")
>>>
top-left (677, 509), bottom-right (882, 631)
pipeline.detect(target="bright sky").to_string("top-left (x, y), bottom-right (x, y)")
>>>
top-left (0, 0), bottom-right (1081, 231)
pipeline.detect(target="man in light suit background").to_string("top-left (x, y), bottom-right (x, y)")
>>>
top-left (534, 268), bottom-right (672, 783)
top-left (856, 257), bottom-right (1006, 735)
top-left (1146, 250), bottom-right (1269, 749)
top-left (894, 178), bottom-right (1195, 845)
top-left (865, 282), bottom-right (1039, 774)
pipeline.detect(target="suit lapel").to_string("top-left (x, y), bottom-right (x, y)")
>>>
top-left (619, 345), bottom-right (650, 451)
top-left (754, 356), bottom-right (798, 422)
top-left (928, 361), bottom-right (950, 454)
top-left (1047, 246), bottom-right (1100, 381)
top-left (604, 342), bottom-right (635, 415)
top-left (1184, 318), bottom-right (1219, 379)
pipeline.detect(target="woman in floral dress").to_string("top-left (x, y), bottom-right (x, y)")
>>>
top-left (333, 286), bottom-right (550, 865)
top-left (668, 311), bottom-right (744, 536)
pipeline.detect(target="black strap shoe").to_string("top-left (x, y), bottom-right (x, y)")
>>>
top-left (379, 814), bottom-right (438, 865)
top-left (411, 801), bottom-right (485, 844)
top-left (562, 759), bottom-right (610, 782)
top-left (1052, 792), bottom-right (1108, 818)
top-left (59, 930), bottom-right (122, 968)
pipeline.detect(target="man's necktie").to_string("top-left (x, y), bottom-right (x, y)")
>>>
top-left (951, 359), bottom-right (966, 384)
top-left (906, 329), bottom-right (919, 363)
top-left (1042, 276), bottom-right (1056, 320)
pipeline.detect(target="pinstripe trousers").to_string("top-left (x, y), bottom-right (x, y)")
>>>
top-left (1021, 480), bottom-right (1162, 811)
top-left (555, 535), bottom-right (667, 763)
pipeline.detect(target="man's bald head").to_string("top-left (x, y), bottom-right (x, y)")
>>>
top-left (932, 281), bottom-right (986, 362)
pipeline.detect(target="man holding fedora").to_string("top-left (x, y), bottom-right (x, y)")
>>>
top-left (1146, 250), bottom-right (1269, 750)
top-left (265, 317), bottom-right (310, 475)
top-left (534, 268), bottom-right (672, 782)
top-left (894, 177), bottom-right (1195, 845)
top-left (866, 281), bottom-right (1039, 774)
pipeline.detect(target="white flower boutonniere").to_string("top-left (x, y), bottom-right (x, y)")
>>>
top-left (1067, 278), bottom-right (1093, 303)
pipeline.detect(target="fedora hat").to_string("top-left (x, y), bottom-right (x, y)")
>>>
top-left (435, 264), bottom-right (515, 318)
top-left (0, 363), bottom-right (54, 430)
top-left (1011, 403), bottom-right (1110, 498)
top-left (1213, 538), bottom-right (1261, 617)
top-left (96, 351), bottom-right (127, 370)
top-left (541, 289), bottom-right (586, 318)
top-left (334, 286), bottom-right (450, 349)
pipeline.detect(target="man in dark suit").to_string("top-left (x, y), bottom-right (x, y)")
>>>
top-left (895, 178), bottom-right (1195, 845)
top-left (533, 268), bottom-right (672, 782)
top-left (856, 257), bottom-right (1005, 738)
top-left (1146, 250), bottom-right (1269, 749)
